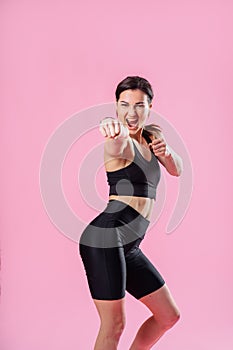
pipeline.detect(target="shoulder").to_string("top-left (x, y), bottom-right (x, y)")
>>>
top-left (143, 123), bottom-right (165, 141)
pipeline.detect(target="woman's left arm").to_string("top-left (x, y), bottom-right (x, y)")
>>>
top-left (155, 144), bottom-right (183, 176)
top-left (147, 128), bottom-right (183, 176)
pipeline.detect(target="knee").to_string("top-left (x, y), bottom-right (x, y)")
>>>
top-left (101, 315), bottom-right (126, 340)
top-left (109, 320), bottom-right (125, 341)
top-left (114, 318), bottom-right (126, 339)
top-left (159, 309), bottom-right (181, 331)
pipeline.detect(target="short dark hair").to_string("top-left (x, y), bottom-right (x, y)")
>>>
top-left (115, 76), bottom-right (154, 104)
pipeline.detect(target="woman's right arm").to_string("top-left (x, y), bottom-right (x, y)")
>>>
top-left (99, 117), bottom-right (129, 156)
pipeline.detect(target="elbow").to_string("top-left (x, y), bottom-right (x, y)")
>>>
top-left (171, 162), bottom-right (183, 177)
top-left (166, 167), bottom-right (181, 176)
top-left (170, 170), bottom-right (181, 177)
top-left (175, 170), bottom-right (182, 177)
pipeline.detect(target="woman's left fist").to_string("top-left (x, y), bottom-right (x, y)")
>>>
top-left (149, 138), bottom-right (171, 158)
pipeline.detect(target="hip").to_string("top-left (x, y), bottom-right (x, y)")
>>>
top-left (79, 199), bottom-right (150, 249)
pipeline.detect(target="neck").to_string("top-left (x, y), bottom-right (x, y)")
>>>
top-left (130, 128), bottom-right (144, 143)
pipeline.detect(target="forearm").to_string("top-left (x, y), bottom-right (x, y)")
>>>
top-left (157, 145), bottom-right (183, 176)
top-left (105, 134), bottom-right (129, 156)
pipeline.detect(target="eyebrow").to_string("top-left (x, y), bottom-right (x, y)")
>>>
top-left (120, 101), bottom-right (145, 104)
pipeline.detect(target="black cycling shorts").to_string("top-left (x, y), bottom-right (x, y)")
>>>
top-left (79, 199), bottom-right (165, 300)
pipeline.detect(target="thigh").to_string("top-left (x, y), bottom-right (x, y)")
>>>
top-left (79, 243), bottom-right (126, 300)
top-left (93, 297), bottom-right (126, 329)
top-left (125, 247), bottom-right (165, 300)
top-left (139, 284), bottom-right (180, 322)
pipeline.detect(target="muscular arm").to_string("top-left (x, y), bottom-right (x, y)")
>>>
top-left (156, 145), bottom-right (183, 176)
top-left (104, 136), bottom-right (129, 157)
top-left (99, 117), bottom-right (129, 158)
top-left (144, 124), bottom-right (183, 177)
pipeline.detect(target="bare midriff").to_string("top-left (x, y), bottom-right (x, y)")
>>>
top-left (109, 195), bottom-right (154, 220)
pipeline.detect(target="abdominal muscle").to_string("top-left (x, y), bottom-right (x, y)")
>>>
top-left (109, 194), bottom-right (154, 220)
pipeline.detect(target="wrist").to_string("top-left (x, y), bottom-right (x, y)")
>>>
top-left (114, 124), bottom-right (129, 140)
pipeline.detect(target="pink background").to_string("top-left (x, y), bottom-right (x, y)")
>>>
top-left (1, 1), bottom-right (233, 349)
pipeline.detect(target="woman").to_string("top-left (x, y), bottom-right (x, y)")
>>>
top-left (79, 76), bottom-right (183, 350)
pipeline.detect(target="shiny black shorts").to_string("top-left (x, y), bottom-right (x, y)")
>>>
top-left (79, 199), bottom-right (165, 300)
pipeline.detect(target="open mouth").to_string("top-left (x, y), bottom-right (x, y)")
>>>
top-left (126, 118), bottom-right (139, 129)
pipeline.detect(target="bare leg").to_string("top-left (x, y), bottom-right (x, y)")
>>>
top-left (93, 297), bottom-right (126, 350)
top-left (129, 284), bottom-right (180, 350)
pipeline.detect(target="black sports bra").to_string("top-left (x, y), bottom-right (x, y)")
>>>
top-left (106, 130), bottom-right (161, 200)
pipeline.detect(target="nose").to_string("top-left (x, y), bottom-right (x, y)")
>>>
top-left (127, 105), bottom-right (136, 117)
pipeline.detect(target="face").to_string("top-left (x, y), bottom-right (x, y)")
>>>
top-left (116, 89), bottom-right (152, 134)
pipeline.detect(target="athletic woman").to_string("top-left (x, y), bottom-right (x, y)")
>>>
top-left (79, 76), bottom-right (183, 350)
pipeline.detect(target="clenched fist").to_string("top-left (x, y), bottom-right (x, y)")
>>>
top-left (99, 117), bottom-right (129, 140)
top-left (149, 137), bottom-right (171, 158)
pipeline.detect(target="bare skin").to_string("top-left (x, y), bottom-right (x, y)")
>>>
top-left (93, 89), bottom-right (182, 349)
top-left (100, 89), bottom-right (183, 221)
top-left (128, 285), bottom-right (180, 350)
top-left (94, 285), bottom-right (180, 350)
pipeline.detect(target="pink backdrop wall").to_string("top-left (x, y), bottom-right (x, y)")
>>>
top-left (1, 1), bottom-right (233, 349)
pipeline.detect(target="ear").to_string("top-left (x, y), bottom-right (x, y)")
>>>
top-left (148, 103), bottom-right (152, 117)
top-left (147, 110), bottom-right (151, 118)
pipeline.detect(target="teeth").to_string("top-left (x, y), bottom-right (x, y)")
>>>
top-left (126, 118), bottom-right (138, 126)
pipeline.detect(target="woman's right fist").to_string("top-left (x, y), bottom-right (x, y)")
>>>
top-left (99, 117), bottom-right (129, 139)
